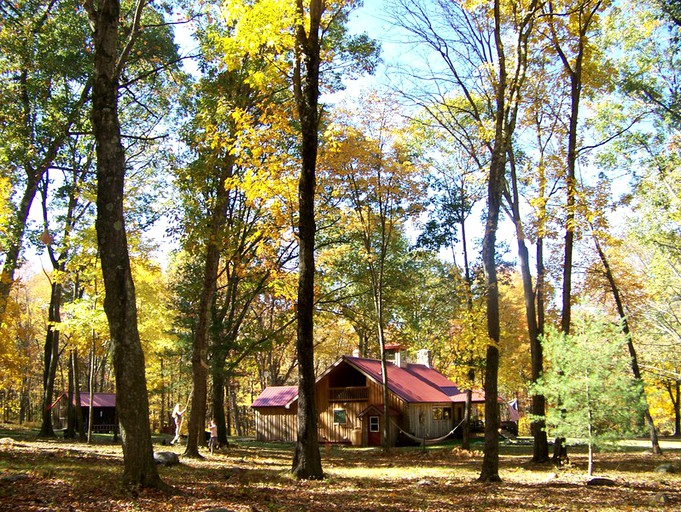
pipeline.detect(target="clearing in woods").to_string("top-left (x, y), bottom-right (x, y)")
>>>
top-left (0, 425), bottom-right (679, 511)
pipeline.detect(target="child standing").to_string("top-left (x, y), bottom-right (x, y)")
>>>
top-left (208, 419), bottom-right (218, 454)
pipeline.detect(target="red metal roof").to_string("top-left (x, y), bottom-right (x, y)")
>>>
top-left (251, 386), bottom-right (298, 408)
top-left (346, 356), bottom-right (462, 404)
top-left (77, 392), bottom-right (116, 408)
top-left (445, 388), bottom-right (486, 402)
top-left (51, 392), bottom-right (116, 409)
top-left (250, 355), bottom-right (488, 409)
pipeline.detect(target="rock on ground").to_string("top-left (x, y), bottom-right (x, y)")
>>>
top-left (153, 451), bottom-right (180, 466)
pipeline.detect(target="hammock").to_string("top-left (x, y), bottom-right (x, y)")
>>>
top-left (391, 417), bottom-right (467, 446)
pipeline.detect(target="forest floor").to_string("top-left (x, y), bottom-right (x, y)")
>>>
top-left (0, 424), bottom-right (679, 511)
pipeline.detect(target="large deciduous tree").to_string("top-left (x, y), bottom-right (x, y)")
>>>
top-left (217, 0), bottom-right (377, 479)
top-left (0, 0), bottom-right (91, 324)
top-left (321, 93), bottom-right (425, 448)
top-left (541, 0), bottom-right (610, 335)
top-left (391, 0), bottom-right (541, 481)
top-left (83, 0), bottom-right (168, 487)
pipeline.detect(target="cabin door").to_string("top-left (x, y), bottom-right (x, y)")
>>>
top-left (368, 415), bottom-right (381, 446)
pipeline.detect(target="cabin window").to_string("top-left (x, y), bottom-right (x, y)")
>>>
top-left (369, 415), bottom-right (380, 432)
top-left (333, 409), bottom-right (347, 425)
top-left (432, 407), bottom-right (452, 421)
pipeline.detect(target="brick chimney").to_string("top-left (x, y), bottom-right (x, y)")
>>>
top-left (416, 349), bottom-right (431, 368)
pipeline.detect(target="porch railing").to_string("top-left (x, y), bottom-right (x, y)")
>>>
top-left (329, 386), bottom-right (368, 402)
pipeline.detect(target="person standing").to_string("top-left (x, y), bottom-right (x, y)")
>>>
top-left (208, 419), bottom-right (218, 454)
top-left (171, 403), bottom-right (185, 445)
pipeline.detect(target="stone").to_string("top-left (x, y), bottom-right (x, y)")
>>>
top-left (153, 451), bottom-right (180, 466)
top-left (655, 463), bottom-right (676, 474)
top-left (586, 477), bottom-right (616, 486)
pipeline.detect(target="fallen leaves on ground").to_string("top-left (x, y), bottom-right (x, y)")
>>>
top-left (0, 430), bottom-right (679, 511)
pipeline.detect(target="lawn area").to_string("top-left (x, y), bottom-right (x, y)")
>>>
top-left (0, 425), bottom-right (679, 511)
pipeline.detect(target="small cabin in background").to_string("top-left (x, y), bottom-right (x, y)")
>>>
top-left (52, 392), bottom-right (118, 433)
top-left (251, 347), bottom-right (486, 447)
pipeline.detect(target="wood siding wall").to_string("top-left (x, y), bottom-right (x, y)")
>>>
top-left (253, 363), bottom-right (473, 445)
top-left (254, 406), bottom-right (297, 442)
top-left (316, 372), bottom-right (408, 446)
top-left (405, 403), bottom-right (465, 439)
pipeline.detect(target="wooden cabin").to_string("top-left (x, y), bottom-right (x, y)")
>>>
top-left (52, 392), bottom-right (118, 433)
top-left (251, 348), bottom-right (486, 447)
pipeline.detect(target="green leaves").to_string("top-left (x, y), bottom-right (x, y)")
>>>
top-left (533, 309), bottom-right (646, 456)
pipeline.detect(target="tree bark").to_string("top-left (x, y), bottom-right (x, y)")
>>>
top-left (670, 380), bottom-right (680, 437)
top-left (230, 382), bottom-right (242, 437)
top-left (212, 363), bottom-right (229, 445)
top-left (291, 0), bottom-right (324, 480)
top-left (184, 151), bottom-right (233, 457)
top-left (505, 151), bottom-right (549, 462)
top-left (38, 282), bottom-right (62, 438)
top-left (549, 1), bottom-right (602, 336)
top-left (0, 88), bottom-right (90, 324)
top-left (478, 0), bottom-right (506, 484)
top-left (86, 0), bottom-right (162, 488)
top-left (66, 349), bottom-right (76, 439)
top-left (73, 349), bottom-right (85, 441)
top-left (459, 192), bottom-right (475, 452)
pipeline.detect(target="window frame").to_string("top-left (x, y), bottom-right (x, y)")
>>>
top-left (432, 406), bottom-right (452, 421)
top-left (333, 408), bottom-right (347, 425)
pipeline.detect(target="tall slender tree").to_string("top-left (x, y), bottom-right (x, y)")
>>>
top-left (391, 0), bottom-right (541, 482)
top-left (216, 0), bottom-right (377, 479)
top-left (542, 0), bottom-right (608, 335)
top-left (322, 94), bottom-right (425, 448)
top-left (84, 0), bottom-right (163, 487)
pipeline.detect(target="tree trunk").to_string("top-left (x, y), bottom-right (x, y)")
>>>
top-left (460, 200), bottom-right (474, 452)
top-left (291, 0), bottom-right (324, 480)
top-left (0, 74), bottom-right (90, 324)
top-left (671, 381), bottom-right (680, 437)
top-left (212, 362), bottom-right (230, 446)
top-left (226, 379), bottom-right (233, 436)
top-left (184, 248), bottom-right (217, 457)
top-left (593, 236), bottom-right (662, 455)
top-left (87, 0), bottom-right (162, 488)
top-left (185, 143), bottom-right (233, 457)
top-left (73, 350), bottom-right (85, 441)
top-left (549, 1), bottom-right (593, 337)
top-left (0, 180), bottom-right (39, 323)
top-left (88, 336), bottom-right (96, 444)
top-left (506, 150), bottom-right (549, 462)
top-left (462, 386), bottom-right (473, 450)
top-left (560, 67), bottom-right (581, 336)
top-left (478, 0), bottom-right (505, 484)
top-left (230, 383), bottom-right (242, 437)
top-left (66, 349), bottom-right (76, 439)
top-left (39, 282), bottom-right (62, 438)
top-left (378, 327), bottom-right (391, 450)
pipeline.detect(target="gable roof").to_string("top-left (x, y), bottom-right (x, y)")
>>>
top-left (50, 392), bottom-right (116, 410)
top-left (79, 392), bottom-right (116, 408)
top-left (343, 356), bottom-right (472, 404)
top-left (252, 355), bottom-right (487, 409)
